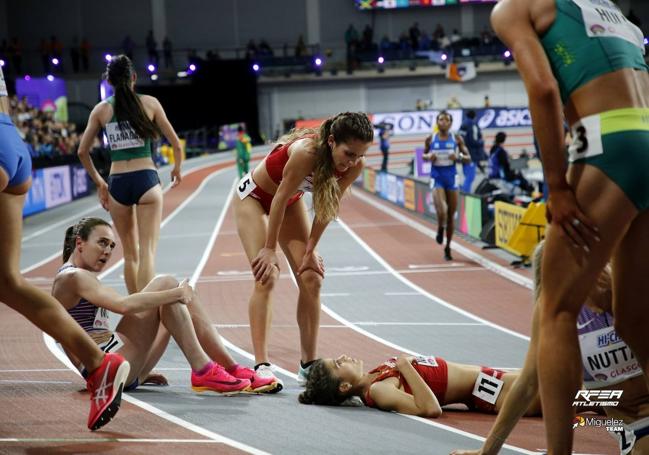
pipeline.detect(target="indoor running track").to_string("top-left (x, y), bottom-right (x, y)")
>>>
top-left (2, 151), bottom-right (617, 454)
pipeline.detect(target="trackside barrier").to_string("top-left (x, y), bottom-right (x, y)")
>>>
top-left (23, 164), bottom-right (92, 217)
top-left (355, 167), bottom-right (484, 241)
top-left (494, 200), bottom-right (546, 259)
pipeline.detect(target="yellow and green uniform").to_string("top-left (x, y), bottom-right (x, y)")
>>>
top-left (541, 0), bottom-right (649, 210)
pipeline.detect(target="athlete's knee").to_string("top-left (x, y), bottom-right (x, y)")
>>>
top-left (148, 274), bottom-right (179, 291)
top-left (0, 271), bottom-right (25, 299)
top-left (299, 270), bottom-right (323, 297)
top-left (254, 275), bottom-right (277, 294)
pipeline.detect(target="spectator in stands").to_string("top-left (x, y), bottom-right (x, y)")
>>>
top-left (447, 97), bottom-right (461, 108)
top-left (409, 22), bottom-right (421, 50)
top-left (122, 35), bottom-right (135, 61)
top-left (362, 25), bottom-right (374, 51)
top-left (246, 39), bottom-right (258, 59)
top-left (163, 37), bottom-right (173, 68)
top-left (419, 32), bottom-right (432, 51)
top-left (145, 30), bottom-right (158, 66)
top-left (488, 132), bottom-right (534, 193)
top-left (433, 24), bottom-right (445, 41)
top-left (450, 29), bottom-right (462, 44)
top-left (458, 110), bottom-right (486, 192)
top-left (484, 95), bottom-right (491, 108)
top-left (70, 36), bottom-right (80, 73)
top-left (345, 24), bottom-right (359, 52)
top-left (295, 35), bottom-right (307, 58)
top-left (80, 37), bottom-right (90, 72)
top-left (0, 66), bottom-right (130, 432)
top-left (258, 39), bottom-right (273, 57)
top-left (77, 55), bottom-right (184, 294)
top-left (379, 35), bottom-right (391, 54)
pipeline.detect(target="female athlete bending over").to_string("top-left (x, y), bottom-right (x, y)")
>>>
top-left (233, 112), bottom-right (373, 389)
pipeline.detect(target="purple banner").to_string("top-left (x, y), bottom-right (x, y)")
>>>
top-left (15, 77), bottom-right (68, 122)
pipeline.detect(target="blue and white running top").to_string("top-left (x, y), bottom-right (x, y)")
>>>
top-left (58, 264), bottom-right (111, 333)
top-left (578, 306), bottom-right (641, 389)
top-left (429, 133), bottom-right (457, 167)
top-left (429, 133), bottom-right (459, 191)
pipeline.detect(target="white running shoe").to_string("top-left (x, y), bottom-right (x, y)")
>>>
top-left (254, 363), bottom-right (283, 393)
top-left (297, 363), bottom-right (312, 387)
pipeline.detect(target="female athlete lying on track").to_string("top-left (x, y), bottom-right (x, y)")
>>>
top-left (299, 353), bottom-right (541, 418)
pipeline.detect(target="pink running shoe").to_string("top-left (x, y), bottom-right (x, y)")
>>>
top-left (86, 352), bottom-right (130, 431)
top-left (228, 364), bottom-right (280, 393)
top-left (191, 362), bottom-right (251, 395)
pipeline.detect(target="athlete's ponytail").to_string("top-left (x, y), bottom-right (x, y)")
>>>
top-left (62, 217), bottom-right (112, 262)
top-left (104, 54), bottom-right (160, 140)
top-left (312, 112), bottom-right (373, 223)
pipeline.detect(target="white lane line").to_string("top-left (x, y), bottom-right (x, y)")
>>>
top-left (211, 322), bottom-right (483, 329)
top-left (336, 217), bottom-right (530, 342)
top-left (384, 291), bottom-right (420, 296)
top-left (0, 379), bottom-right (73, 384)
top-left (407, 263), bottom-right (465, 269)
top-left (20, 160), bottom-right (228, 274)
top-left (320, 292), bottom-right (350, 297)
top-left (0, 438), bottom-right (221, 444)
top-left (351, 188), bottom-right (534, 289)
top-left (41, 168), bottom-right (269, 455)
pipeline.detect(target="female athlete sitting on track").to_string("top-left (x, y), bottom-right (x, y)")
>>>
top-left (52, 217), bottom-right (276, 395)
top-left (452, 241), bottom-right (649, 455)
top-left (233, 112), bottom-right (374, 389)
top-left (299, 353), bottom-right (541, 418)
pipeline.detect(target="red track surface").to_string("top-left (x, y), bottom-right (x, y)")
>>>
top-left (2, 160), bottom-right (616, 454)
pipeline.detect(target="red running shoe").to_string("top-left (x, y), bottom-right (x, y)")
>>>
top-left (86, 353), bottom-right (130, 431)
top-left (191, 362), bottom-right (251, 395)
top-left (228, 364), bottom-right (279, 393)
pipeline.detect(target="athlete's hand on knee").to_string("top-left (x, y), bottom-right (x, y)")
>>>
top-left (297, 251), bottom-right (324, 277)
top-left (252, 247), bottom-right (280, 283)
top-left (97, 181), bottom-right (109, 211)
top-left (171, 166), bottom-right (182, 187)
top-left (547, 188), bottom-right (599, 251)
top-left (178, 278), bottom-right (193, 304)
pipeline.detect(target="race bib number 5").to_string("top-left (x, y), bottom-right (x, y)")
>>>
top-left (237, 172), bottom-right (257, 200)
top-left (472, 371), bottom-right (505, 405)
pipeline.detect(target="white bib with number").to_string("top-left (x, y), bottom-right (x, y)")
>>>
top-left (573, 0), bottom-right (645, 53)
top-left (236, 172), bottom-right (257, 200)
top-left (105, 121), bottom-right (145, 150)
top-left (472, 371), bottom-right (505, 405)
top-left (93, 307), bottom-right (111, 331)
top-left (580, 325), bottom-right (641, 387)
top-left (568, 114), bottom-right (604, 162)
top-left (97, 331), bottom-right (125, 354)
